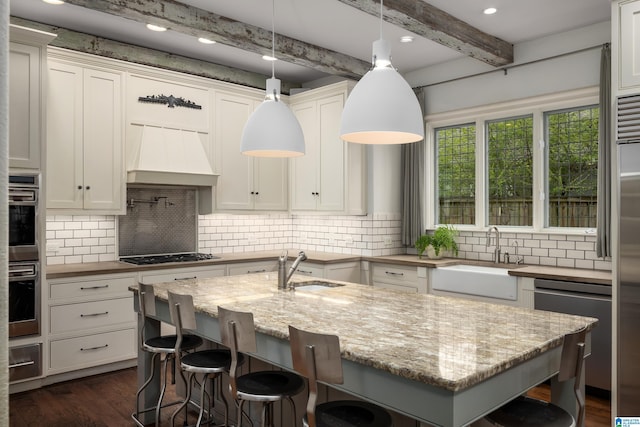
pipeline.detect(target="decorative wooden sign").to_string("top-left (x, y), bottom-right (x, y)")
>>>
top-left (138, 94), bottom-right (202, 109)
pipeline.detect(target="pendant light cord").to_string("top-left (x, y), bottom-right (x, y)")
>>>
top-left (379, 0), bottom-right (383, 40)
top-left (271, 0), bottom-right (276, 79)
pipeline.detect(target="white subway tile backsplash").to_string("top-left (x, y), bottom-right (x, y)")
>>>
top-left (46, 213), bottom-right (611, 271)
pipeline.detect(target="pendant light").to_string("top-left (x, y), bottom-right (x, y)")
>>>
top-left (340, 0), bottom-right (424, 144)
top-left (240, 0), bottom-right (305, 157)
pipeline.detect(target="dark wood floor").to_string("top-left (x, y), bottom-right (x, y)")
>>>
top-left (9, 367), bottom-right (611, 427)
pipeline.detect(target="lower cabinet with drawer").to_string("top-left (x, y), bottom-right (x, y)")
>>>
top-left (47, 273), bottom-right (138, 375)
top-left (370, 263), bottom-right (427, 293)
top-left (291, 261), bottom-right (361, 283)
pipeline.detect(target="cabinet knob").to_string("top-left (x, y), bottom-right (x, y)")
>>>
top-left (78, 185), bottom-right (83, 190)
top-left (255, 192), bottom-right (259, 195)
top-left (85, 186), bottom-right (90, 190)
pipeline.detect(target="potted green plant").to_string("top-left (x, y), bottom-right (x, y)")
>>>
top-left (415, 225), bottom-right (459, 259)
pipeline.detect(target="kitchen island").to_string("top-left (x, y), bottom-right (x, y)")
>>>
top-left (133, 273), bottom-right (597, 427)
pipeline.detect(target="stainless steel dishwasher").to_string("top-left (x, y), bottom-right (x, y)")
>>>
top-left (534, 278), bottom-right (611, 391)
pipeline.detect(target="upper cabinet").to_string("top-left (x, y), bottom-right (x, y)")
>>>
top-left (47, 57), bottom-right (124, 213)
top-left (9, 25), bottom-right (56, 170)
top-left (213, 90), bottom-right (288, 211)
top-left (290, 82), bottom-right (366, 214)
top-left (615, 0), bottom-right (640, 93)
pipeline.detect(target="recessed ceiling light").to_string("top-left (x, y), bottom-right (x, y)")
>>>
top-left (483, 7), bottom-right (497, 15)
top-left (146, 23), bottom-right (167, 32)
top-left (262, 55), bottom-right (278, 61)
top-left (42, 0), bottom-right (65, 4)
top-left (198, 37), bottom-right (216, 45)
top-left (400, 36), bottom-right (414, 43)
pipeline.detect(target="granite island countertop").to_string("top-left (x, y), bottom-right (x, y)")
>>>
top-left (140, 272), bottom-right (598, 392)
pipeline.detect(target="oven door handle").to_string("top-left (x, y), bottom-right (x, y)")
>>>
top-left (9, 360), bottom-right (36, 369)
top-left (9, 190), bottom-right (37, 203)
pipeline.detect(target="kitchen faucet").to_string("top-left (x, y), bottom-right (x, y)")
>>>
top-left (512, 240), bottom-right (524, 264)
top-left (486, 226), bottom-right (501, 263)
top-left (278, 250), bottom-right (308, 289)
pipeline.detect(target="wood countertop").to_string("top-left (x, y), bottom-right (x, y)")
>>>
top-left (139, 273), bottom-right (597, 392)
top-left (47, 251), bottom-right (612, 285)
top-left (46, 250), bottom-right (361, 279)
top-left (365, 255), bottom-right (612, 285)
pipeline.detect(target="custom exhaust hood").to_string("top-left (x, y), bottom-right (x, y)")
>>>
top-left (126, 124), bottom-right (218, 214)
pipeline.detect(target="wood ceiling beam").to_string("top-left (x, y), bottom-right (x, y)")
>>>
top-left (59, 0), bottom-right (372, 80)
top-left (10, 17), bottom-right (303, 93)
top-left (336, 0), bottom-right (514, 67)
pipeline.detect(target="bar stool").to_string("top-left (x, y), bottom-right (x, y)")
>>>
top-left (478, 327), bottom-right (588, 427)
top-left (288, 325), bottom-right (392, 427)
top-left (167, 291), bottom-right (242, 427)
top-left (218, 306), bottom-right (305, 427)
top-left (132, 283), bottom-right (203, 427)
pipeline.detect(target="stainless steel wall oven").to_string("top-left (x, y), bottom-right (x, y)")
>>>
top-left (8, 173), bottom-right (41, 339)
top-left (9, 262), bottom-right (40, 338)
top-left (9, 173), bottom-right (39, 262)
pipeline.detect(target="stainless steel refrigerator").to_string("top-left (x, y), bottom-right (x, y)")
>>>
top-left (617, 137), bottom-right (640, 415)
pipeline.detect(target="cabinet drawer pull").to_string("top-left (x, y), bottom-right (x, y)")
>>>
top-left (81, 344), bottom-right (109, 351)
top-left (247, 269), bottom-right (266, 273)
top-left (80, 311), bottom-right (109, 317)
top-left (9, 360), bottom-right (35, 369)
top-left (174, 276), bottom-right (197, 280)
top-left (297, 269), bottom-right (313, 275)
top-left (80, 284), bottom-right (110, 290)
top-left (385, 271), bottom-right (404, 276)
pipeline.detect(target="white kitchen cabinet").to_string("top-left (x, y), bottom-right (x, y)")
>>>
top-left (46, 58), bottom-right (124, 213)
top-left (616, 0), bottom-right (640, 91)
top-left (290, 81), bottom-right (366, 214)
top-left (214, 90), bottom-right (288, 211)
top-left (227, 260), bottom-right (278, 276)
top-left (9, 25), bottom-right (55, 170)
top-left (139, 265), bottom-right (226, 284)
top-left (47, 273), bottom-right (137, 375)
top-left (291, 261), bottom-right (361, 283)
top-left (370, 263), bottom-right (427, 293)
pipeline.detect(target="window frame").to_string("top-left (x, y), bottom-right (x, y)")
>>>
top-left (424, 86), bottom-right (599, 234)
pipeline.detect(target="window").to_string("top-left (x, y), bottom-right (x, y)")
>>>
top-left (486, 115), bottom-right (533, 226)
top-left (545, 105), bottom-right (599, 227)
top-left (427, 87), bottom-right (599, 231)
top-left (435, 124), bottom-right (475, 225)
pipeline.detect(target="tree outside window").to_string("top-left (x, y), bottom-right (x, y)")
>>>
top-left (545, 106), bottom-right (599, 227)
top-left (486, 115), bottom-right (534, 226)
top-left (435, 124), bottom-right (476, 225)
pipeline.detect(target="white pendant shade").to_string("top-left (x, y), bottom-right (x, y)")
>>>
top-left (340, 66), bottom-right (424, 144)
top-left (340, 36), bottom-right (424, 145)
top-left (241, 78), bottom-right (305, 157)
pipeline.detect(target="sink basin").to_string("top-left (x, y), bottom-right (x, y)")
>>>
top-left (291, 281), bottom-right (345, 291)
top-left (431, 264), bottom-right (517, 301)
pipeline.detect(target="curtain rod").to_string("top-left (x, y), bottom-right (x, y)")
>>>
top-left (416, 43), bottom-right (608, 89)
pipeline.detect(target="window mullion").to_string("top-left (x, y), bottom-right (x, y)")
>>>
top-left (476, 119), bottom-right (486, 228)
top-left (532, 110), bottom-right (545, 231)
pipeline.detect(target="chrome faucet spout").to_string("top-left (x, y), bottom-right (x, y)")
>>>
top-left (486, 226), bottom-right (501, 263)
top-left (286, 251), bottom-right (308, 285)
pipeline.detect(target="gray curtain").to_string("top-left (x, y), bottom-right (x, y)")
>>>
top-left (596, 43), bottom-right (611, 258)
top-left (401, 88), bottom-right (425, 246)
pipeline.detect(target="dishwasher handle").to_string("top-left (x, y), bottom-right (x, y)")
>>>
top-left (534, 287), bottom-right (611, 303)
top-left (534, 278), bottom-right (611, 296)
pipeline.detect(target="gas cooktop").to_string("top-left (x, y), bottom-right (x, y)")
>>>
top-left (120, 253), bottom-right (219, 265)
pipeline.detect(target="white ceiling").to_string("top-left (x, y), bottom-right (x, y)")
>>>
top-left (10, 0), bottom-right (611, 85)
